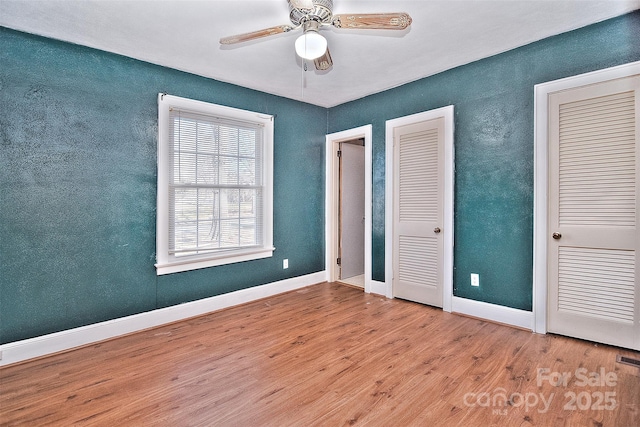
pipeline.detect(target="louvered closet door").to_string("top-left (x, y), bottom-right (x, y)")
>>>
top-left (548, 75), bottom-right (640, 350)
top-left (393, 118), bottom-right (444, 307)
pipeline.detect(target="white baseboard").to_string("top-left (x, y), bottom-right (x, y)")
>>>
top-left (0, 271), bottom-right (326, 367)
top-left (451, 296), bottom-right (534, 331)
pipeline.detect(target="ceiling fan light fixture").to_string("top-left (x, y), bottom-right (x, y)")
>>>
top-left (220, 0), bottom-right (413, 72)
top-left (295, 29), bottom-right (327, 60)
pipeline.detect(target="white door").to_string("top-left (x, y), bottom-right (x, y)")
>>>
top-left (339, 141), bottom-right (365, 281)
top-left (548, 75), bottom-right (640, 350)
top-left (393, 118), bottom-right (444, 307)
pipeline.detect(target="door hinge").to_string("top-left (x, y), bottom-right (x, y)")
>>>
top-left (337, 150), bottom-right (342, 158)
top-left (337, 257), bottom-right (341, 265)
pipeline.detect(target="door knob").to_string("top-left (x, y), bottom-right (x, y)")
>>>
top-left (434, 227), bottom-right (441, 234)
top-left (552, 232), bottom-right (562, 240)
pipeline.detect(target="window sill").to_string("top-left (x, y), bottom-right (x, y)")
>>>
top-left (155, 247), bottom-right (275, 275)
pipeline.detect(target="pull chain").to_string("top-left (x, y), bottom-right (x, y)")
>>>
top-left (300, 59), bottom-right (306, 100)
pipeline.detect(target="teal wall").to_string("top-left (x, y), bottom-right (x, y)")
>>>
top-left (0, 27), bottom-right (327, 344)
top-left (328, 11), bottom-right (640, 310)
top-left (2, 12), bottom-right (639, 345)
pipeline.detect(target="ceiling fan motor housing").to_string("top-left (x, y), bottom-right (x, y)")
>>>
top-left (289, 0), bottom-right (334, 25)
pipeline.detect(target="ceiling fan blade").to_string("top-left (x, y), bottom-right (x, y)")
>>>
top-left (332, 13), bottom-right (412, 30)
top-left (314, 47), bottom-right (333, 71)
top-left (220, 25), bottom-right (296, 45)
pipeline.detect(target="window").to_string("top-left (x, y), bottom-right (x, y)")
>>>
top-left (156, 94), bottom-right (274, 275)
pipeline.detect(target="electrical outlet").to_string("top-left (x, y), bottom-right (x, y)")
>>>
top-left (283, 259), bottom-right (289, 269)
top-left (471, 273), bottom-right (480, 287)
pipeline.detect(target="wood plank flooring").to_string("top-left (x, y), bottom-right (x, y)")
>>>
top-left (1, 282), bottom-right (639, 426)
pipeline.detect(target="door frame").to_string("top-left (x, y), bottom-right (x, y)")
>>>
top-left (385, 106), bottom-right (455, 311)
top-left (533, 60), bottom-right (640, 334)
top-left (325, 125), bottom-right (373, 293)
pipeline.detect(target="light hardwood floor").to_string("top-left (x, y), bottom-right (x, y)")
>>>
top-left (1, 282), bottom-right (639, 426)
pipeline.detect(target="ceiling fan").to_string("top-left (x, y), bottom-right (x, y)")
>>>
top-left (220, 0), bottom-right (412, 71)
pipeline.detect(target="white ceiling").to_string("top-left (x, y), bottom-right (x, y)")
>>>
top-left (2, 0), bottom-right (639, 107)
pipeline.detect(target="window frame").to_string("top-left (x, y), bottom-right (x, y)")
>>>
top-left (156, 94), bottom-right (274, 275)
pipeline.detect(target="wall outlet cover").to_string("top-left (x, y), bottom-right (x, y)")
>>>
top-left (471, 273), bottom-right (480, 287)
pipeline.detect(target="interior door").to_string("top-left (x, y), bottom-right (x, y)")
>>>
top-left (393, 118), bottom-right (444, 307)
top-left (339, 141), bottom-right (365, 281)
top-left (548, 75), bottom-right (640, 350)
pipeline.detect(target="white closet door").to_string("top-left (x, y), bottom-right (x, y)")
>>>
top-left (393, 118), bottom-right (444, 307)
top-left (548, 75), bottom-right (640, 350)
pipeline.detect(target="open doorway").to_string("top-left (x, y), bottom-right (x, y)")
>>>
top-left (325, 125), bottom-right (374, 294)
top-left (337, 139), bottom-right (365, 288)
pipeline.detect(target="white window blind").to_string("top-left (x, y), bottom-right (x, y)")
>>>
top-left (156, 94), bottom-right (274, 275)
top-left (169, 109), bottom-right (264, 255)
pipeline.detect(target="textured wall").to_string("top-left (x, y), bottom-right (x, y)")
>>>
top-left (2, 12), bottom-right (639, 344)
top-left (328, 12), bottom-right (640, 310)
top-left (0, 27), bottom-right (327, 344)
